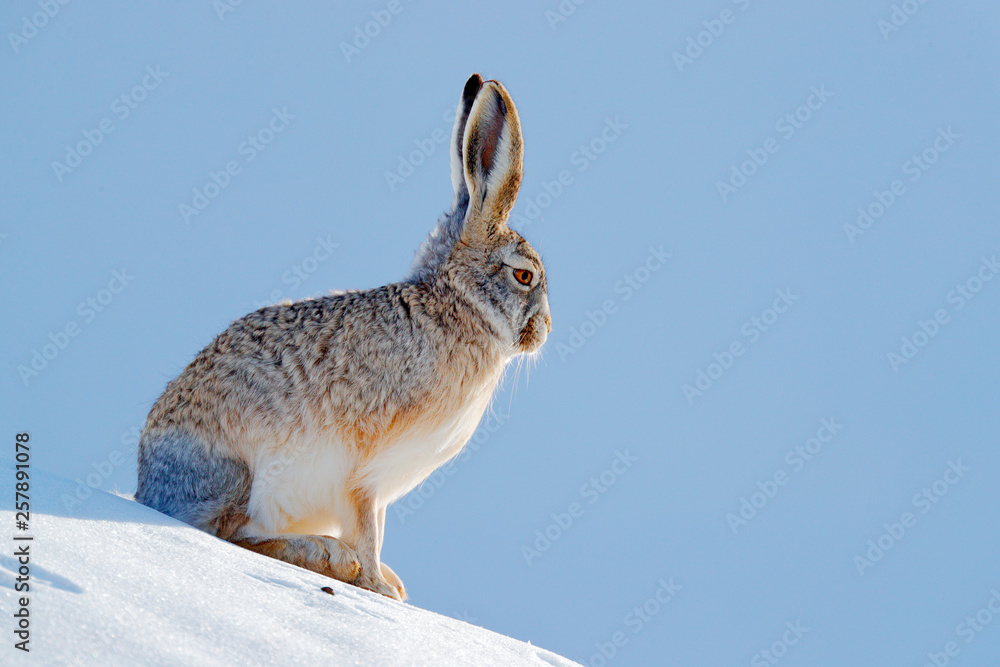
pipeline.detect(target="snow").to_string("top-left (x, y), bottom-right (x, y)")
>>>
top-left (0, 462), bottom-right (579, 666)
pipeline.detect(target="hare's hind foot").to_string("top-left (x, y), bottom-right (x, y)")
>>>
top-left (352, 566), bottom-right (403, 601)
top-left (380, 562), bottom-right (407, 601)
top-left (231, 534), bottom-right (404, 600)
top-left (232, 534), bottom-right (361, 584)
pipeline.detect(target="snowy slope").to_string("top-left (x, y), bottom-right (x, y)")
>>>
top-left (0, 462), bottom-right (578, 666)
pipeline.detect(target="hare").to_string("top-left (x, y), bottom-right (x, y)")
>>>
top-left (135, 74), bottom-right (550, 601)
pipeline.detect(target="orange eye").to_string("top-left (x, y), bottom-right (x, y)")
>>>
top-left (513, 269), bottom-right (533, 285)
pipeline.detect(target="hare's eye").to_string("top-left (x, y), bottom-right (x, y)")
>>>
top-left (513, 269), bottom-right (533, 285)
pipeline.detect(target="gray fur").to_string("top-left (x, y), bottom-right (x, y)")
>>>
top-left (407, 192), bottom-right (469, 284)
top-left (136, 432), bottom-right (251, 537)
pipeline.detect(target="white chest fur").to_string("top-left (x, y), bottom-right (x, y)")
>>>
top-left (244, 380), bottom-right (496, 538)
top-left (361, 387), bottom-right (495, 506)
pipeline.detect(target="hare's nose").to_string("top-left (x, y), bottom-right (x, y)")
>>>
top-left (535, 295), bottom-right (552, 332)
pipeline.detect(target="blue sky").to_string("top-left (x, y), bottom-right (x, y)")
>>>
top-left (2, 1), bottom-right (998, 665)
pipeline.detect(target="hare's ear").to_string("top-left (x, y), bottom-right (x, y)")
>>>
top-left (460, 79), bottom-right (523, 246)
top-left (450, 73), bottom-right (483, 206)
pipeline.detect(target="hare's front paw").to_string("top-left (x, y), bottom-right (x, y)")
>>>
top-left (380, 562), bottom-right (407, 601)
top-left (353, 567), bottom-right (403, 601)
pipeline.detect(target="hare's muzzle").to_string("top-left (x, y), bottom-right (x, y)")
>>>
top-left (518, 304), bottom-right (551, 353)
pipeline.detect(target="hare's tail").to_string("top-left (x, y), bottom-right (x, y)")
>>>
top-left (136, 432), bottom-right (252, 540)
